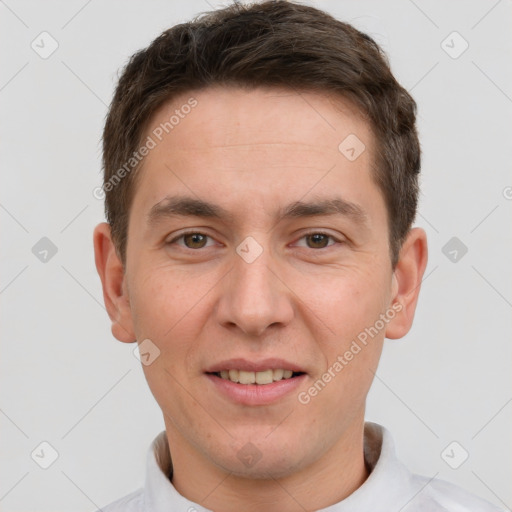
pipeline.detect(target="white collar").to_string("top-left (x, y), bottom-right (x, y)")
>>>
top-left (135, 422), bottom-right (502, 512)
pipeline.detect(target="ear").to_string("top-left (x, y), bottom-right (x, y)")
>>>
top-left (385, 227), bottom-right (428, 339)
top-left (93, 222), bottom-right (136, 343)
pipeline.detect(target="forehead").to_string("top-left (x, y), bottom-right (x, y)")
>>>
top-left (130, 86), bottom-right (382, 225)
top-left (145, 86), bottom-right (372, 156)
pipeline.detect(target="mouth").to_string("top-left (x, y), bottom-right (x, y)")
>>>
top-left (209, 369), bottom-right (306, 385)
top-left (204, 359), bottom-right (307, 405)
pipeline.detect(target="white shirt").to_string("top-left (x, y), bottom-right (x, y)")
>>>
top-left (97, 422), bottom-right (504, 511)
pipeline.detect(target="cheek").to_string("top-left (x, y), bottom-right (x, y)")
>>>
top-left (129, 268), bottom-right (207, 413)
top-left (297, 266), bottom-right (388, 343)
top-left (299, 267), bottom-right (387, 395)
top-left (128, 265), bottom-right (220, 381)
top-left (129, 265), bottom-right (204, 339)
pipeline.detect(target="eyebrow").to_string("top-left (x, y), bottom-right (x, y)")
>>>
top-left (147, 195), bottom-right (368, 227)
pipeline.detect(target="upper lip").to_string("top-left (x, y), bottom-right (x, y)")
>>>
top-left (205, 358), bottom-right (307, 374)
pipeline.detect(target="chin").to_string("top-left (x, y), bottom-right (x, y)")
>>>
top-left (219, 452), bottom-right (305, 480)
top-left (207, 435), bottom-right (310, 480)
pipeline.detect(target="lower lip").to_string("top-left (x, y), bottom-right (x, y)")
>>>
top-left (205, 373), bottom-right (307, 406)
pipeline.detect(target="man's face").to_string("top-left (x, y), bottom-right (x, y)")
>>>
top-left (121, 87), bottom-right (399, 477)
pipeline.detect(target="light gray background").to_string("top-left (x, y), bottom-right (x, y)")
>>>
top-left (1, 1), bottom-right (511, 510)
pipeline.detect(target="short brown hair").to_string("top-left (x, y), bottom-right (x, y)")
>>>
top-left (102, 0), bottom-right (420, 268)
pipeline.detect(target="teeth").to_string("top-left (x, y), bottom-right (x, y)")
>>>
top-left (255, 369), bottom-right (273, 385)
top-left (273, 369), bottom-right (284, 380)
top-left (217, 369), bottom-right (298, 385)
top-left (239, 370), bottom-right (256, 384)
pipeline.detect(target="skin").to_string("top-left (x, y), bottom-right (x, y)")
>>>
top-left (94, 86), bottom-right (428, 512)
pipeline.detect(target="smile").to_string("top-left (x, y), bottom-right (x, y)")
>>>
top-left (204, 358), bottom-right (307, 405)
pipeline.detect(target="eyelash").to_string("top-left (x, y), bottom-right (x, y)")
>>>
top-left (166, 230), bottom-right (343, 250)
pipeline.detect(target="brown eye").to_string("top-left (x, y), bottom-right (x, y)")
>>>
top-left (182, 233), bottom-right (208, 249)
top-left (167, 231), bottom-right (215, 250)
top-left (305, 233), bottom-right (331, 249)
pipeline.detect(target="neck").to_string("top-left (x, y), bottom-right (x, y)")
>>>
top-left (166, 420), bottom-right (369, 512)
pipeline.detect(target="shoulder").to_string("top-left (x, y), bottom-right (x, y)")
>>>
top-left (95, 488), bottom-right (144, 512)
top-left (366, 423), bottom-right (505, 512)
top-left (409, 473), bottom-right (506, 512)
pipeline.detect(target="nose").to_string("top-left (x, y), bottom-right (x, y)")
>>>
top-left (215, 242), bottom-right (294, 337)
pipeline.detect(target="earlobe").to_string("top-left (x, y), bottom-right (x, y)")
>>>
top-left (385, 227), bottom-right (428, 340)
top-left (93, 222), bottom-right (136, 343)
